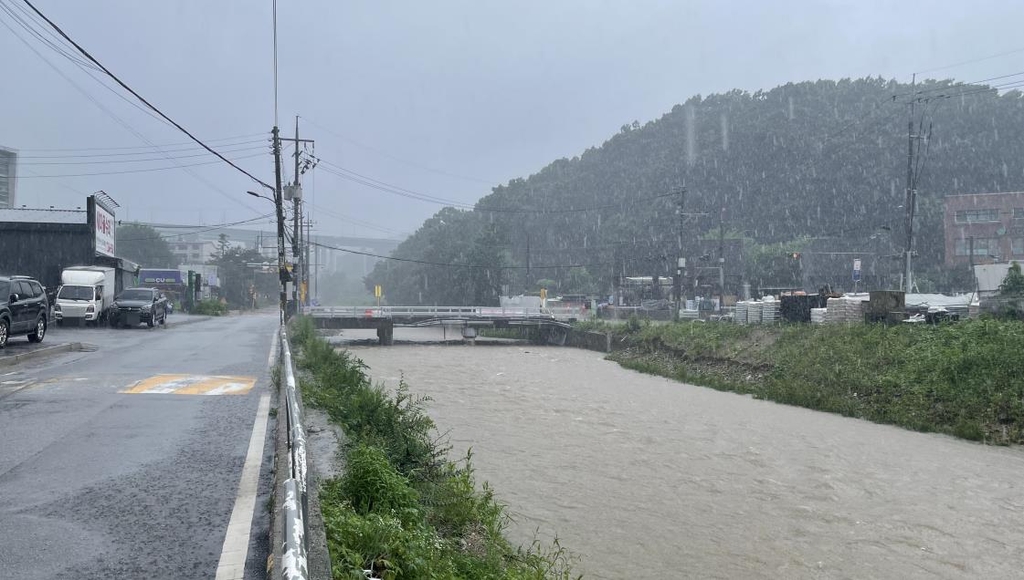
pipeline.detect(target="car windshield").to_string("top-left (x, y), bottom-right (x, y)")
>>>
top-left (58, 286), bottom-right (95, 301)
top-left (117, 289), bottom-right (153, 302)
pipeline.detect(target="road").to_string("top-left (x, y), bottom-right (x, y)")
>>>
top-left (0, 312), bottom-right (279, 580)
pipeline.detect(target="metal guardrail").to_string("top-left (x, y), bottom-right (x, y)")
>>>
top-left (303, 304), bottom-right (587, 322)
top-left (279, 329), bottom-right (309, 580)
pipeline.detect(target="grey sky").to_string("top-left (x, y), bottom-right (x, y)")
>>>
top-left (4, 0), bottom-right (1024, 239)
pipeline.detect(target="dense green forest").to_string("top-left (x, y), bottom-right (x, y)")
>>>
top-left (366, 78), bottom-right (1024, 305)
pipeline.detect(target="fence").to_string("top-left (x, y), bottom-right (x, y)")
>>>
top-left (279, 329), bottom-right (309, 580)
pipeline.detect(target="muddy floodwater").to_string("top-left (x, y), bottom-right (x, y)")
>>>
top-left (347, 335), bottom-right (1024, 579)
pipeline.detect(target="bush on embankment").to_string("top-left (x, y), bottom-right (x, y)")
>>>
top-left (193, 299), bottom-right (229, 316)
top-left (289, 317), bottom-right (580, 580)
top-left (599, 319), bottom-right (1024, 444)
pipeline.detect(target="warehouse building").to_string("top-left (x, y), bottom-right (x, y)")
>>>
top-left (0, 193), bottom-right (138, 295)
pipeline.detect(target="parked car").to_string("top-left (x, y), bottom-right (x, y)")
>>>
top-left (108, 287), bottom-right (168, 328)
top-left (0, 275), bottom-right (50, 348)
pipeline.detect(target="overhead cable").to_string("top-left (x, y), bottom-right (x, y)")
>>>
top-left (21, 0), bottom-right (274, 190)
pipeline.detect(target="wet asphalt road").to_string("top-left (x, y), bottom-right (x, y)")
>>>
top-left (0, 312), bottom-right (279, 579)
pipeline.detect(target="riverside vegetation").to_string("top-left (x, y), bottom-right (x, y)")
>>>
top-left (290, 318), bottom-right (580, 580)
top-left (576, 318), bottom-right (1024, 444)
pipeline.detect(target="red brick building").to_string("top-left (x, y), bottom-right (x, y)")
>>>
top-left (943, 191), bottom-right (1024, 267)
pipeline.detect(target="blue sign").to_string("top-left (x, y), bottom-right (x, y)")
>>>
top-left (852, 259), bottom-right (862, 283)
top-left (139, 269), bottom-right (183, 285)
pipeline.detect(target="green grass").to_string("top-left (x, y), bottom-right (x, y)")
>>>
top-left (289, 317), bottom-right (580, 580)
top-left (606, 319), bottom-right (1024, 444)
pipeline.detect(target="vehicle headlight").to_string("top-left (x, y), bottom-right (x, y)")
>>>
top-left (142, 304), bottom-right (151, 312)
top-left (54, 304), bottom-right (61, 312)
top-left (86, 305), bottom-right (95, 313)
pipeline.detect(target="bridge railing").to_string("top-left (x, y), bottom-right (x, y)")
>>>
top-left (304, 305), bottom-right (588, 321)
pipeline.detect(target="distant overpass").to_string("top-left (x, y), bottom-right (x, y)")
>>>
top-left (304, 305), bottom-right (583, 345)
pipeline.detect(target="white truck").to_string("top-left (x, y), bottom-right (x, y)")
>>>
top-left (55, 266), bottom-right (116, 326)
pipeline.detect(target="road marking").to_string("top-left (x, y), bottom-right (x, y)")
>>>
top-left (215, 394), bottom-right (271, 580)
top-left (121, 375), bottom-right (256, 396)
top-left (268, 328), bottom-right (280, 371)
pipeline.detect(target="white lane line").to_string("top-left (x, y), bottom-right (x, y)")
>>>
top-left (215, 394), bottom-right (271, 580)
top-left (267, 328), bottom-right (280, 371)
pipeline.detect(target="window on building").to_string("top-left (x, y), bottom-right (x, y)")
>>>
top-left (954, 209), bottom-right (1000, 223)
top-left (1013, 237), bottom-right (1024, 256)
top-left (1014, 208), bottom-right (1024, 220)
top-left (954, 237), bottom-right (998, 256)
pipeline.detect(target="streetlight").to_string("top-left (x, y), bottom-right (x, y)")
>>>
top-left (247, 182), bottom-right (288, 322)
top-left (247, 190), bottom-right (275, 203)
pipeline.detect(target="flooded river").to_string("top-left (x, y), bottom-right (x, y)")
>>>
top-left (348, 333), bottom-right (1024, 579)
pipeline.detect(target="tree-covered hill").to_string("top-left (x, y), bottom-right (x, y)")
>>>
top-left (367, 77), bottom-right (1024, 304)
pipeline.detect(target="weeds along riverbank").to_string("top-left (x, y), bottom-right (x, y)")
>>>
top-left (575, 318), bottom-right (1024, 445)
top-left (289, 318), bottom-right (580, 580)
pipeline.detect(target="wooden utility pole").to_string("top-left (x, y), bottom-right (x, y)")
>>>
top-left (272, 126), bottom-right (287, 322)
top-left (903, 74), bottom-right (918, 292)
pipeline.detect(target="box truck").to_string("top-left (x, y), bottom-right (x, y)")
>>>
top-left (55, 266), bottom-right (116, 326)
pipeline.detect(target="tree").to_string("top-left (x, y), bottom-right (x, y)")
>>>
top-left (211, 247), bottom-right (277, 308)
top-left (998, 262), bottom-right (1024, 296)
top-left (995, 262), bottom-right (1024, 320)
top-left (566, 267), bottom-right (597, 294)
top-left (359, 78), bottom-right (1024, 302)
top-left (116, 223), bottom-right (179, 269)
top-left (214, 233), bottom-right (231, 261)
top-left (465, 225), bottom-right (508, 305)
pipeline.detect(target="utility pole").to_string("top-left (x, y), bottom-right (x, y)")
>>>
top-left (279, 116), bottom-right (314, 307)
top-left (674, 186), bottom-right (687, 321)
top-left (293, 117), bottom-right (301, 305)
top-left (305, 215), bottom-right (313, 303)
top-left (968, 235), bottom-right (975, 274)
top-left (272, 126), bottom-right (287, 323)
top-left (903, 74), bottom-right (918, 293)
top-left (718, 207), bottom-right (725, 312)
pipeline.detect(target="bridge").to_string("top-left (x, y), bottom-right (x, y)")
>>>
top-left (303, 305), bottom-right (584, 345)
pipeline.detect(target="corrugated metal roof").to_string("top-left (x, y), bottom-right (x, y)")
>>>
top-left (0, 207), bottom-right (88, 224)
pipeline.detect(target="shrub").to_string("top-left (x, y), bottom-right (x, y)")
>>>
top-left (194, 299), bottom-right (229, 316)
top-left (292, 321), bottom-right (581, 579)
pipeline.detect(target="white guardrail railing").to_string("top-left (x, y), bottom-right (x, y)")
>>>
top-left (303, 305), bottom-right (588, 321)
top-left (279, 329), bottom-right (309, 580)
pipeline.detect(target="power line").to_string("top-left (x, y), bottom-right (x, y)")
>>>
top-left (14, 144), bottom-right (267, 164)
top-left (21, 0), bottom-right (273, 191)
top-left (303, 201), bottom-right (408, 237)
top-left (0, 0), bottom-right (97, 71)
top-left (299, 115), bottom-right (498, 186)
top-left (118, 214), bottom-right (276, 242)
top-left (914, 46), bottom-right (1024, 75)
top-left (14, 152), bottom-right (265, 178)
top-left (317, 160), bottom-right (677, 214)
top-left (893, 70), bottom-right (1024, 100)
top-left (309, 239), bottom-right (609, 271)
top-left (1, 3), bottom-right (266, 215)
top-left (0, 0), bottom-right (177, 129)
top-left (15, 133), bottom-right (267, 153)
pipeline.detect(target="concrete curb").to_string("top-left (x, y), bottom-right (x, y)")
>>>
top-left (0, 342), bottom-right (84, 369)
top-left (164, 315), bottom-right (213, 329)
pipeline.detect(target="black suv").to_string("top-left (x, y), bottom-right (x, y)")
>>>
top-left (0, 275), bottom-right (50, 348)
top-left (108, 287), bottom-right (168, 328)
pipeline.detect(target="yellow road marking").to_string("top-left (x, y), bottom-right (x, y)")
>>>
top-left (122, 374), bottom-right (256, 396)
